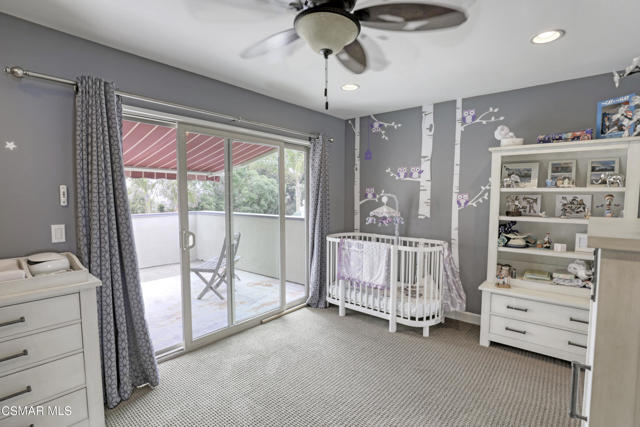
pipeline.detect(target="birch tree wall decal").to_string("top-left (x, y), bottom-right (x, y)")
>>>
top-left (419, 105), bottom-right (434, 219)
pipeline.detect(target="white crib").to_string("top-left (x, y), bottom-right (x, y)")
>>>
top-left (326, 232), bottom-right (445, 337)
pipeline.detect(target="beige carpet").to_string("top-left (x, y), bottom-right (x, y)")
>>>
top-left (106, 307), bottom-right (579, 426)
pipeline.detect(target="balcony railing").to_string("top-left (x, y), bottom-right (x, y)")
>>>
top-left (131, 211), bottom-right (306, 284)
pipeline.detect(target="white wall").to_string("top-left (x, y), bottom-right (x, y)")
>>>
top-left (131, 211), bottom-right (306, 284)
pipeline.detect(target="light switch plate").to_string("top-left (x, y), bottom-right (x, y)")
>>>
top-left (59, 185), bottom-right (68, 206)
top-left (51, 224), bottom-right (66, 243)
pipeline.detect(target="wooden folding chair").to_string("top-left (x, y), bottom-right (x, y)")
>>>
top-left (192, 232), bottom-right (241, 300)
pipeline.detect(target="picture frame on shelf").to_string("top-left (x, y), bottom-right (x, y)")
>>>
top-left (555, 194), bottom-right (592, 218)
top-left (506, 194), bottom-right (542, 216)
top-left (547, 160), bottom-right (576, 187)
top-left (575, 232), bottom-right (594, 254)
top-left (502, 162), bottom-right (539, 188)
top-left (588, 158), bottom-right (619, 186)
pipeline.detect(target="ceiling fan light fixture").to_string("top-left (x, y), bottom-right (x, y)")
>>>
top-left (294, 7), bottom-right (361, 55)
top-left (531, 29), bottom-right (565, 44)
top-left (341, 83), bottom-right (360, 91)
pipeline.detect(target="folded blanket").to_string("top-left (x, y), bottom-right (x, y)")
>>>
top-left (337, 239), bottom-right (391, 289)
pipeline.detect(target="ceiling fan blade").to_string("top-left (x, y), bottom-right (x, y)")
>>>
top-left (241, 28), bottom-right (300, 59)
top-left (354, 3), bottom-right (467, 31)
top-left (336, 39), bottom-right (368, 74)
top-left (358, 34), bottom-right (388, 71)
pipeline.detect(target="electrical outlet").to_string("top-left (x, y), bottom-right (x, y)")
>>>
top-left (51, 224), bottom-right (66, 243)
top-left (59, 185), bottom-right (68, 206)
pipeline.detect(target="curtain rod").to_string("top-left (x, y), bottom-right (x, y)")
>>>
top-left (4, 65), bottom-right (333, 142)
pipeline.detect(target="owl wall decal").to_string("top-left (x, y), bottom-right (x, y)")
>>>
top-left (396, 167), bottom-right (408, 179)
top-left (409, 167), bottom-right (424, 179)
top-left (364, 187), bottom-right (377, 199)
top-left (456, 193), bottom-right (470, 208)
top-left (462, 109), bottom-right (476, 124)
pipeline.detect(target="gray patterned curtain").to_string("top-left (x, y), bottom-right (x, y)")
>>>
top-left (75, 76), bottom-right (159, 409)
top-left (306, 136), bottom-right (330, 308)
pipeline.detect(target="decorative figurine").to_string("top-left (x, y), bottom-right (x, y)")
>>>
top-left (597, 193), bottom-right (622, 217)
top-left (545, 178), bottom-right (555, 187)
top-left (542, 232), bottom-right (553, 249)
top-left (494, 125), bottom-right (523, 147)
top-left (536, 240), bottom-right (543, 248)
top-left (606, 174), bottom-right (625, 187)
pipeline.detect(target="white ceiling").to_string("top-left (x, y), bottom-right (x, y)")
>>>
top-left (2, 0), bottom-right (639, 119)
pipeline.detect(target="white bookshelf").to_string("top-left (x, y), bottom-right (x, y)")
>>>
top-left (479, 136), bottom-right (640, 362)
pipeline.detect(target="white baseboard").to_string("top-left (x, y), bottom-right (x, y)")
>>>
top-left (445, 311), bottom-right (481, 326)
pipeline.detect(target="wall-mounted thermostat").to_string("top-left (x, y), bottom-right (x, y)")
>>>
top-left (59, 185), bottom-right (68, 206)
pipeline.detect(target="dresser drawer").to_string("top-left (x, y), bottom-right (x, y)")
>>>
top-left (490, 315), bottom-right (587, 357)
top-left (0, 353), bottom-right (85, 410)
top-left (0, 295), bottom-right (80, 340)
top-left (490, 293), bottom-right (589, 333)
top-left (0, 324), bottom-right (83, 376)
top-left (0, 388), bottom-right (88, 427)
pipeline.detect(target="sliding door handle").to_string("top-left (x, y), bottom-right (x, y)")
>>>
top-left (570, 361), bottom-right (591, 421)
top-left (182, 230), bottom-right (196, 251)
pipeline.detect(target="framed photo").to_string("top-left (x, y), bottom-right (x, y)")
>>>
top-left (575, 233), bottom-right (594, 254)
top-left (547, 160), bottom-right (576, 187)
top-left (502, 162), bottom-right (539, 188)
top-left (555, 194), bottom-right (592, 218)
top-left (588, 158), bottom-right (619, 186)
top-left (506, 194), bottom-right (542, 216)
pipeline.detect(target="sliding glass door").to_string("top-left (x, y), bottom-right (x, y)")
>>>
top-left (126, 116), bottom-right (308, 356)
top-left (175, 123), bottom-right (308, 350)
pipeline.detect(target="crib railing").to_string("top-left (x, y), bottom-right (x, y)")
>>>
top-left (326, 232), bottom-right (445, 329)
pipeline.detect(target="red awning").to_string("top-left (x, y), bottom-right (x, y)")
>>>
top-left (122, 119), bottom-right (275, 181)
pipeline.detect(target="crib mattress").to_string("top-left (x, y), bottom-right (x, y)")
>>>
top-left (329, 282), bottom-right (439, 319)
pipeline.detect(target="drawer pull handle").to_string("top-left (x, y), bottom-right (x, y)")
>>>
top-left (570, 361), bottom-right (591, 421)
top-left (505, 326), bottom-right (527, 335)
top-left (0, 349), bottom-right (28, 364)
top-left (0, 385), bottom-right (32, 402)
top-left (568, 341), bottom-right (587, 349)
top-left (0, 316), bottom-right (25, 329)
top-left (569, 317), bottom-right (588, 325)
top-left (506, 305), bottom-right (528, 312)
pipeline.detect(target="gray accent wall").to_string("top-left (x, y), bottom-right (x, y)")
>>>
top-left (0, 13), bottom-right (347, 259)
top-left (349, 73), bottom-right (639, 314)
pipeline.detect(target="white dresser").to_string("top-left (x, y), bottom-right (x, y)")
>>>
top-left (479, 282), bottom-right (589, 363)
top-left (0, 254), bottom-right (104, 427)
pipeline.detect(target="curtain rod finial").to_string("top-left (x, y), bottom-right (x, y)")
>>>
top-left (4, 66), bottom-right (25, 78)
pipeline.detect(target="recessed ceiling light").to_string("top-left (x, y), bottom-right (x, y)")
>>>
top-left (341, 83), bottom-right (360, 91)
top-left (531, 29), bottom-right (565, 44)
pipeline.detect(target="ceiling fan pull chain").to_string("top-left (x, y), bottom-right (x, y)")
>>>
top-left (323, 49), bottom-right (329, 110)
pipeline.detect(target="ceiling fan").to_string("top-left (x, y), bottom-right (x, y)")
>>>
top-left (241, 0), bottom-right (467, 109)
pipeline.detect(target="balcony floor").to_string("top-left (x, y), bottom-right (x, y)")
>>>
top-left (140, 263), bottom-right (306, 352)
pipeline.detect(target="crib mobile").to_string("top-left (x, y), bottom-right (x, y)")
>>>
top-left (361, 189), bottom-right (404, 240)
